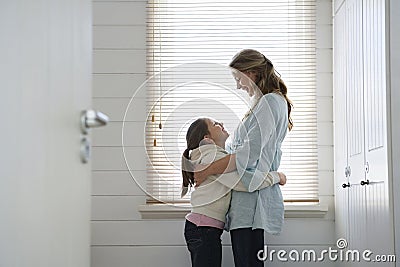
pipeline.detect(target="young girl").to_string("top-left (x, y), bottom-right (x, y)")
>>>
top-left (182, 117), bottom-right (286, 267)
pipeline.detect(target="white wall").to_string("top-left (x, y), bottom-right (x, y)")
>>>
top-left (90, 0), bottom-right (336, 266)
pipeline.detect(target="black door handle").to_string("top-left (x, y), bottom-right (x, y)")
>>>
top-left (360, 179), bottom-right (370, 186)
top-left (342, 183), bottom-right (350, 188)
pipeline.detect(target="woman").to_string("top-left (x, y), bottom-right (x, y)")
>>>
top-left (182, 117), bottom-right (286, 267)
top-left (194, 49), bottom-right (293, 267)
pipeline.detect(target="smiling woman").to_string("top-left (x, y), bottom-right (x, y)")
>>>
top-left (146, 0), bottom-right (318, 204)
top-left (232, 70), bottom-right (257, 97)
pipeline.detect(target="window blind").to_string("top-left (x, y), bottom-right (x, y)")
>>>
top-left (146, 0), bottom-right (318, 203)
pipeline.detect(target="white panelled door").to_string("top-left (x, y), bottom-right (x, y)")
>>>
top-left (345, 0), bottom-right (368, 257)
top-left (333, 3), bottom-right (350, 259)
top-left (362, 0), bottom-right (394, 260)
top-left (0, 1), bottom-right (92, 266)
top-left (334, 0), bottom-right (395, 266)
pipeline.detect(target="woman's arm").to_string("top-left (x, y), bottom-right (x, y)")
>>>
top-left (194, 154), bottom-right (236, 186)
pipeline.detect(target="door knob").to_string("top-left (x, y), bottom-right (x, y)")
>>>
top-left (360, 179), bottom-right (370, 186)
top-left (80, 110), bottom-right (109, 134)
top-left (342, 182), bottom-right (350, 188)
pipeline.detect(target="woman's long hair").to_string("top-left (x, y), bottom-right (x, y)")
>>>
top-left (181, 118), bottom-right (210, 196)
top-left (229, 49), bottom-right (293, 130)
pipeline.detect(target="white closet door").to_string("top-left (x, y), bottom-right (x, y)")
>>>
top-left (335, 0), bottom-right (395, 265)
top-left (363, 0), bottom-right (395, 261)
top-left (333, 4), bottom-right (350, 260)
top-left (345, 0), bottom-right (368, 261)
top-left (346, 0), bottom-right (365, 187)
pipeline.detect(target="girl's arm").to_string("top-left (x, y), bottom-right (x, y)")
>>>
top-left (193, 154), bottom-right (236, 186)
top-left (233, 171), bottom-right (286, 192)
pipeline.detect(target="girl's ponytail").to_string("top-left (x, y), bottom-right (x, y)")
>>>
top-left (180, 118), bottom-right (210, 197)
top-left (181, 148), bottom-right (194, 190)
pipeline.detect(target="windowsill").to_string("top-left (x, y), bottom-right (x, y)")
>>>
top-left (138, 203), bottom-right (328, 220)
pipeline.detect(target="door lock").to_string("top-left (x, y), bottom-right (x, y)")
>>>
top-left (80, 109), bottom-right (109, 163)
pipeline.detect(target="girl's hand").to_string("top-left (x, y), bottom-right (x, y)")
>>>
top-left (193, 164), bottom-right (209, 186)
top-left (278, 172), bottom-right (287, 186)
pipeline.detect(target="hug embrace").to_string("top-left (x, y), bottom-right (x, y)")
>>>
top-left (181, 49), bottom-right (293, 267)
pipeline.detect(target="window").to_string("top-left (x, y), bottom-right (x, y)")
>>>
top-left (146, 0), bottom-right (318, 203)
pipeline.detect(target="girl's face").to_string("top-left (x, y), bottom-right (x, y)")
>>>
top-left (232, 70), bottom-right (258, 96)
top-left (205, 119), bottom-right (229, 144)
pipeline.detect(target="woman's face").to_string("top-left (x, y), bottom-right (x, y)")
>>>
top-left (232, 70), bottom-right (258, 96)
top-left (205, 119), bottom-right (229, 144)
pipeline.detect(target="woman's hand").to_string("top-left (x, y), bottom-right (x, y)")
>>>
top-left (278, 172), bottom-right (287, 186)
top-left (193, 164), bottom-right (209, 186)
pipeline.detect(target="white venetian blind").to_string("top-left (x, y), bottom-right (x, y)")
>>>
top-left (146, 0), bottom-right (318, 203)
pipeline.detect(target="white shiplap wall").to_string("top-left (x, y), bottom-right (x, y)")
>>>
top-left (91, 1), bottom-right (336, 266)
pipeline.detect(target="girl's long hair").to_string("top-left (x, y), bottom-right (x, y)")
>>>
top-left (229, 49), bottom-right (293, 130)
top-left (181, 118), bottom-right (210, 196)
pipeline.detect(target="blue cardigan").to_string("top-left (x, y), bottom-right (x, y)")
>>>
top-left (225, 93), bottom-right (287, 234)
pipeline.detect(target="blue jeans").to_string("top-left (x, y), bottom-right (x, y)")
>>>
top-left (230, 228), bottom-right (264, 267)
top-left (184, 220), bottom-right (223, 267)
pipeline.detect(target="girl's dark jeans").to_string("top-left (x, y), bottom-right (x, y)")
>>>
top-left (184, 220), bottom-right (223, 267)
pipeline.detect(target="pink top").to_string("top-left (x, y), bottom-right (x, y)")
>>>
top-left (186, 212), bottom-right (225, 230)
